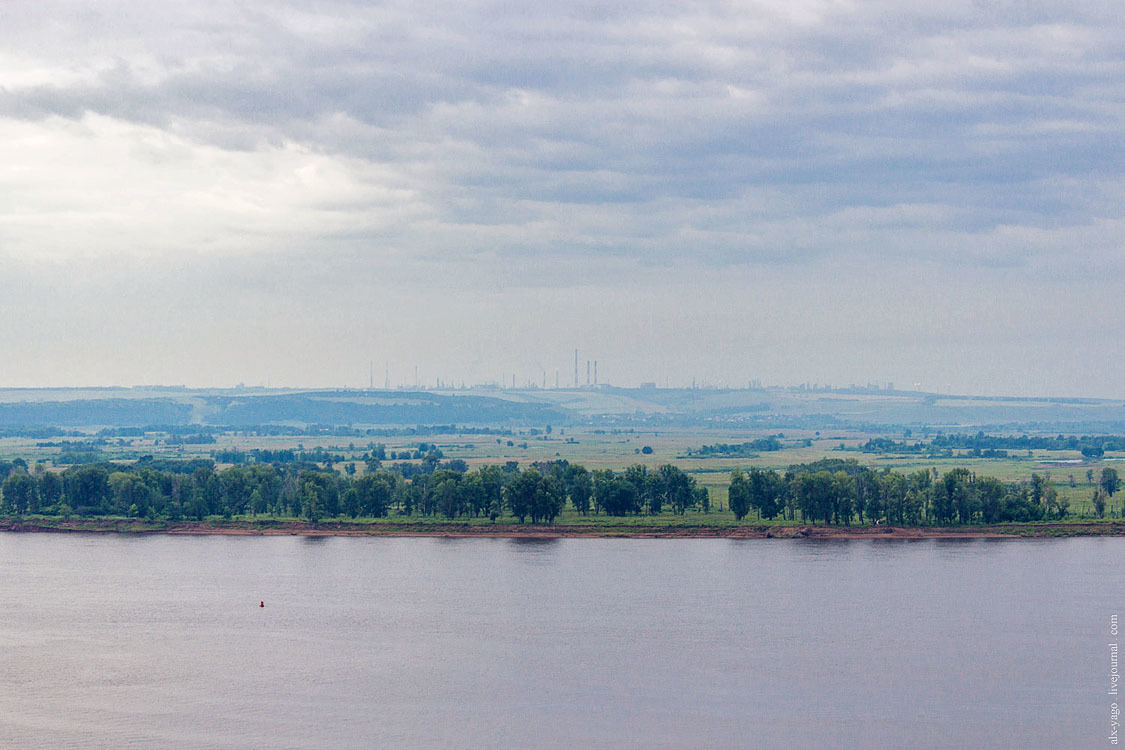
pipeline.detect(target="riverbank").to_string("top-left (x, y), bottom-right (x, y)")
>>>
top-left (2, 518), bottom-right (1124, 539)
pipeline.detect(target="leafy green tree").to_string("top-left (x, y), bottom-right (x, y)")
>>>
top-left (597, 475), bottom-right (640, 516)
top-left (299, 478), bottom-right (322, 523)
top-left (1042, 483), bottom-right (1061, 519)
top-left (38, 471), bottom-right (63, 509)
top-left (977, 476), bottom-right (1007, 524)
top-left (341, 487), bottom-right (360, 518)
top-left (566, 465), bottom-right (592, 515)
top-left (460, 472), bottom-right (487, 517)
top-left (534, 475), bottom-right (566, 524)
top-left (63, 465), bottom-right (111, 515)
top-left (644, 473), bottom-right (664, 515)
top-left (695, 486), bottom-right (710, 513)
top-left (220, 466), bottom-right (251, 516)
top-left (793, 471), bottom-right (836, 525)
top-left (298, 471), bottom-right (340, 517)
top-left (354, 473), bottom-right (393, 517)
top-left (1093, 488), bottom-right (1107, 518)
top-left (109, 472), bottom-right (157, 518)
top-left (728, 470), bottom-right (751, 521)
top-left (660, 465), bottom-right (695, 515)
top-left (436, 479), bottom-right (461, 519)
top-left (1101, 468), bottom-right (1120, 497)
top-left (2, 472), bottom-right (38, 515)
top-left (744, 468), bottom-right (769, 519)
top-left (833, 471), bottom-right (855, 525)
top-left (249, 489), bottom-right (265, 517)
top-left (505, 469), bottom-right (540, 522)
top-left (1029, 473), bottom-right (1046, 506)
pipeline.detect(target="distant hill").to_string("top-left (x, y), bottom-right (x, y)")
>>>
top-left (0, 386), bottom-right (1121, 432)
top-left (202, 392), bottom-right (567, 426)
top-left (0, 399), bottom-right (192, 427)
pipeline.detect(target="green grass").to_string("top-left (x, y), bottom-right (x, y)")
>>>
top-left (5, 426), bottom-right (1124, 521)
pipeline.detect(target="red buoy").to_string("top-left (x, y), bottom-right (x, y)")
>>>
top-left (260, 601), bottom-right (264, 607)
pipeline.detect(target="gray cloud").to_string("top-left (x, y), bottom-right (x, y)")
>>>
top-left (0, 1), bottom-right (1122, 392)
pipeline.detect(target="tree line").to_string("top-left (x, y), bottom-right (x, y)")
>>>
top-left (0, 456), bottom-right (1118, 526)
top-left (729, 460), bottom-right (1121, 525)
top-left (862, 433), bottom-right (1125, 458)
top-left (0, 458), bottom-right (708, 524)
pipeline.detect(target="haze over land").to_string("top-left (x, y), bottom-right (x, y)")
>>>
top-left (1, 2), bottom-right (1121, 396)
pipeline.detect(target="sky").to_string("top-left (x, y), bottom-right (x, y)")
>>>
top-left (0, 1), bottom-right (1122, 396)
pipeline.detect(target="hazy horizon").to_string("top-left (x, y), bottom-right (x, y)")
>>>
top-left (2, 2), bottom-right (1121, 398)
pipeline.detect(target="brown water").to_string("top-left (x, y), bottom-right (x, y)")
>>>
top-left (0, 534), bottom-right (1118, 748)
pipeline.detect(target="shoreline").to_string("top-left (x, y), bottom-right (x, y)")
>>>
top-left (2, 518), bottom-right (1124, 539)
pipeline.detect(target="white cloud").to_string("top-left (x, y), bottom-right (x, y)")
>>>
top-left (0, 0), bottom-right (1121, 393)
top-left (0, 113), bottom-right (422, 261)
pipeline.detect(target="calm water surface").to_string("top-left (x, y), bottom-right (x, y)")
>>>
top-left (0, 534), bottom-right (1119, 748)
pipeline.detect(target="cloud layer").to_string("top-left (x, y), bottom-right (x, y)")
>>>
top-left (0, 1), bottom-right (1121, 393)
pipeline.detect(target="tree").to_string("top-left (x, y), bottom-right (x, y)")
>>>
top-left (249, 489), bottom-right (265, 517)
top-left (299, 478), bottom-right (322, 523)
top-left (793, 471), bottom-right (836, 525)
top-left (624, 465), bottom-right (650, 513)
top-left (534, 475), bottom-right (566, 524)
top-left (833, 471), bottom-right (855, 525)
top-left (728, 470), bottom-right (751, 521)
top-left (2, 472), bottom-right (38, 515)
top-left (748, 468), bottom-right (783, 520)
top-left (505, 469), bottom-right (540, 523)
top-left (594, 472), bottom-right (640, 517)
top-left (109, 472), bottom-right (157, 518)
top-left (660, 465), bottom-right (694, 515)
top-left (38, 471), bottom-right (63, 508)
top-left (1101, 468), bottom-right (1120, 498)
top-left (695, 486), bottom-right (710, 512)
top-left (435, 479), bottom-right (461, 519)
top-left (977, 476), bottom-right (1006, 524)
top-left (460, 472), bottom-right (487, 517)
top-left (355, 473), bottom-right (393, 517)
top-left (1093, 488), bottom-right (1107, 518)
top-left (63, 465), bottom-right (111, 515)
top-left (1029, 473), bottom-right (1046, 506)
top-left (341, 487), bottom-right (360, 518)
top-left (644, 472), bottom-right (664, 515)
top-left (566, 465), bottom-right (592, 515)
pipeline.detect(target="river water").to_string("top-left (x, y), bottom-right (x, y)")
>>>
top-left (0, 534), bottom-right (1118, 748)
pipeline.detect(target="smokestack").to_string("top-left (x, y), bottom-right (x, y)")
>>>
top-left (586, 360), bottom-right (590, 385)
top-left (574, 349), bottom-right (578, 389)
top-left (594, 360), bottom-right (597, 385)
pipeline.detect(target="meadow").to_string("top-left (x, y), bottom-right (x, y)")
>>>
top-left (3, 420), bottom-right (1120, 522)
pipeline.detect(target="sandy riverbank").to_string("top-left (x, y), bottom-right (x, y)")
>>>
top-left (2, 518), bottom-right (1124, 539)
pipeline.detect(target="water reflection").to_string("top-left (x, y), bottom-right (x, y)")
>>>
top-left (0, 534), bottom-right (1117, 749)
top-left (507, 537), bottom-right (561, 546)
top-left (300, 535), bottom-right (329, 545)
top-left (506, 536), bottom-right (561, 566)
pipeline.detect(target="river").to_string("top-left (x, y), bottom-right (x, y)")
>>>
top-left (0, 534), bottom-right (1117, 748)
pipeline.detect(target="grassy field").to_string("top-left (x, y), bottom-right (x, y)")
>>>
top-left (4, 423), bottom-right (1123, 520)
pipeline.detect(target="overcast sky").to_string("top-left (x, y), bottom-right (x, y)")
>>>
top-left (1, 1), bottom-right (1122, 395)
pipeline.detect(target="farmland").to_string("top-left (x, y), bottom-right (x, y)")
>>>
top-left (1, 385), bottom-right (1123, 525)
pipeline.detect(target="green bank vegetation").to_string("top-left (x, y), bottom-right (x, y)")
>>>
top-left (0, 455), bottom-right (1120, 528)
